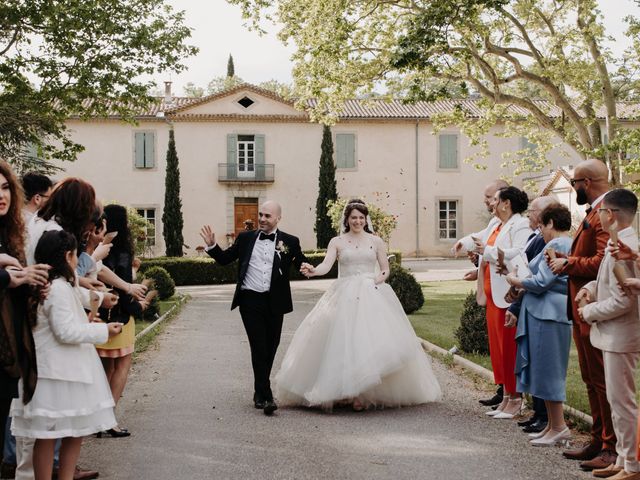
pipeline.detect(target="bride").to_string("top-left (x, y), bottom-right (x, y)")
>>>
top-left (275, 200), bottom-right (441, 411)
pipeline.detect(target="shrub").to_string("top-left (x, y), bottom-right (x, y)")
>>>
top-left (454, 291), bottom-right (489, 355)
top-left (387, 263), bottom-right (424, 314)
top-left (141, 266), bottom-right (175, 300)
top-left (140, 250), bottom-right (403, 286)
top-left (136, 295), bottom-right (160, 321)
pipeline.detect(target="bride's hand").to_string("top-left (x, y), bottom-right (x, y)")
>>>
top-left (300, 262), bottom-right (315, 277)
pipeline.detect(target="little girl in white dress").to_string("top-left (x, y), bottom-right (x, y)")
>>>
top-left (10, 230), bottom-right (121, 480)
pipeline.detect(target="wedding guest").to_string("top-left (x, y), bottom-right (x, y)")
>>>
top-left (10, 230), bottom-right (122, 480)
top-left (0, 161), bottom-right (49, 478)
top-left (453, 178), bottom-right (508, 407)
top-left (547, 160), bottom-right (615, 471)
top-left (578, 189), bottom-right (640, 480)
top-left (20, 172), bottom-right (52, 223)
top-left (16, 178), bottom-right (117, 480)
top-left (505, 196), bottom-right (556, 434)
top-left (475, 186), bottom-right (532, 419)
top-left (506, 204), bottom-right (572, 446)
top-left (96, 204), bottom-right (150, 437)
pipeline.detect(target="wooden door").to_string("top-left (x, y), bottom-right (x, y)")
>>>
top-left (234, 199), bottom-right (259, 235)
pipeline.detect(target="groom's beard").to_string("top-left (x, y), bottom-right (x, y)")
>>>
top-left (575, 187), bottom-right (588, 205)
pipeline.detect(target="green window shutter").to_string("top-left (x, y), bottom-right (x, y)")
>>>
top-left (144, 132), bottom-right (155, 168)
top-left (439, 134), bottom-right (458, 169)
top-left (255, 134), bottom-right (265, 179)
top-left (227, 134), bottom-right (237, 179)
top-left (134, 132), bottom-right (146, 168)
top-left (336, 133), bottom-right (355, 169)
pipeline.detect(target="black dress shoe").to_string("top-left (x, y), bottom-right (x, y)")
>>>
top-left (96, 427), bottom-right (131, 438)
top-left (255, 400), bottom-right (266, 409)
top-left (263, 400), bottom-right (278, 415)
top-left (522, 419), bottom-right (548, 433)
top-left (479, 393), bottom-right (503, 406)
top-left (517, 416), bottom-right (537, 427)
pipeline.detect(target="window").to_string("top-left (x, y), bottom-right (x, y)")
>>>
top-left (438, 200), bottom-right (458, 240)
top-left (136, 208), bottom-right (156, 246)
top-left (438, 134), bottom-right (458, 169)
top-left (335, 133), bottom-right (356, 169)
top-left (238, 96), bottom-right (254, 108)
top-left (237, 135), bottom-right (255, 177)
top-left (519, 136), bottom-right (537, 154)
top-left (134, 132), bottom-right (155, 168)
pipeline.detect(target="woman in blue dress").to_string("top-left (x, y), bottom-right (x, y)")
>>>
top-left (506, 204), bottom-right (573, 447)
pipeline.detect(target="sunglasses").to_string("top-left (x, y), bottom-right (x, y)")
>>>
top-left (570, 178), bottom-right (590, 187)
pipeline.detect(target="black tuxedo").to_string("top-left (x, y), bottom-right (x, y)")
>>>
top-left (207, 229), bottom-right (308, 401)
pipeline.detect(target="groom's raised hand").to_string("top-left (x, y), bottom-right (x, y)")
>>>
top-left (200, 225), bottom-right (216, 247)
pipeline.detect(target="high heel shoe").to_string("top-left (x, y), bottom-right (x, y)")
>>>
top-left (529, 427), bottom-right (571, 447)
top-left (528, 425), bottom-right (550, 439)
top-left (486, 398), bottom-right (508, 416)
top-left (493, 398), bottom-right (523, 419)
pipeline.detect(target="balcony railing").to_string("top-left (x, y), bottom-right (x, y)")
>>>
top-left (218, 163), bottom-right (275, 183)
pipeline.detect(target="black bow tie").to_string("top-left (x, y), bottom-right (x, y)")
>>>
top-left (585, 207), bottom-right (592, 215)
top-left (259, 232), bottom-right (276, 242)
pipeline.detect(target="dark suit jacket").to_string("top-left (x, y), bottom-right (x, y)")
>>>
top-left (508, 233), bottom-right (547, 317)
top-left (207, 229), bottom-right (308, 315)
top-left (566, 207), bottom-right (608, 329)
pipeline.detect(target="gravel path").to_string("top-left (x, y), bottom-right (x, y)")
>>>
top-left (80, 281), bottom-right (591, 480)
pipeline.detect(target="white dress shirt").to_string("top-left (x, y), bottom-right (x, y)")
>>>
top-left (242, 231), bottom-right (277, 292)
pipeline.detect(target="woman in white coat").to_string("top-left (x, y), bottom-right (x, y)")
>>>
top-left (474, 186), bottom-right (532, 419)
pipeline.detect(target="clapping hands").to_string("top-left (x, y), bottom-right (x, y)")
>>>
top-left (300, 262), bottom-right (315, 277)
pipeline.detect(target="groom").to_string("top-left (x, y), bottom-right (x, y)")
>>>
top-left (200, 201), bottom-right (308, 415)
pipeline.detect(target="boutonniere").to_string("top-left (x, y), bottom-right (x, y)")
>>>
top-left (275, 240), bottom-right (289, 257)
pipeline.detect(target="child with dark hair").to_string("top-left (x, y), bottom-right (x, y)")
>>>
top-left (10, 230), bottom-right (122, 480)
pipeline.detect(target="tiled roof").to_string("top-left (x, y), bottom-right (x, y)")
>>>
top-left (73, 83), bottom-right (640, 121)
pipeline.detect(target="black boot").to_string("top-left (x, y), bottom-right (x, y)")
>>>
top-left (479, 385), bottom-right (503, 406)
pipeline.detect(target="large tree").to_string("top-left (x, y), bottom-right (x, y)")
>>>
top-left (229, 0), bottom-right (640, 186)
top-left (0, 0), bottom-right (196, 171)
top-left (315, 125), bottom-right (338, 248)
top-left (162, 130), bottom-right (185, 257)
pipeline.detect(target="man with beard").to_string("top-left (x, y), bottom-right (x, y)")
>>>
top-left (548, 159), bottom-right (615, 472)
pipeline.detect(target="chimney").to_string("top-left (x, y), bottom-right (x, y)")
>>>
top-left (164, 81), bottom-right (173, 104)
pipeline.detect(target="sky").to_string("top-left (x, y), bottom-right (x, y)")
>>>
top-left (161, 0), bottom-right (639, 97)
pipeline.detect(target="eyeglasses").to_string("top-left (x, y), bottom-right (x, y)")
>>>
top-left (570, 178), bottom-right (590, 187)
top-left (597, 208), bottom-right (620, 213)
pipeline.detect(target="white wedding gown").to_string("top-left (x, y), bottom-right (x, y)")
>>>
top-left (275, 245), bottom-right (441, 409)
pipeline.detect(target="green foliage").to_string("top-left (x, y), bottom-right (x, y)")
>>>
top-left (315, 125), bottom-right (338, 248)
top-left (327, 198), bottom-right (398, 244)
top-left (454, 291), bottom-right (489, 355)
top-left (140, 266), bottom-right (175, 300)
top-left (229, 0), bottom-right (640, 185)
top-left (162, 130), bottom-right (184, 257)
top-left (227, 54), bottom-right (235, 78)
top-left (0, 0), bottom-right (196, 168)
top-left (135, 295), bottom-right (160, 321)
top-left (126, 207), bottom-right (154, 257)
top-left (387, 263), bottom-right (424, 314)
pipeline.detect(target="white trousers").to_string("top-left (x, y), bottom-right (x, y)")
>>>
top-left (14, 436), bottom-right (34, 480)
top-left (604, 350), bottom-right (640, 473)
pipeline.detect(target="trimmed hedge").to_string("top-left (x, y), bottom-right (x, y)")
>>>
top-left (140, 266), bottom-right (175, 300)
top-left (140, 250), bottom-right (402, 286)
top-left (454, 291), bottom-right (489, 355)
top-left (387, 263), bottom-right (424, 314)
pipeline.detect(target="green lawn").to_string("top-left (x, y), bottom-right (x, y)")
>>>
top-left (409, 280), bottom-right (589, 414)
top-left (134, 296), bottom-right (182, 336)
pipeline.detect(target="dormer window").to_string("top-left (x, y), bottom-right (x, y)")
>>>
top-left (238, 96), bottom-right (255, 108)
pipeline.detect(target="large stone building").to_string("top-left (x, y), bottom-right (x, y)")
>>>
top-left (56, 83), bottom-right (584, 257)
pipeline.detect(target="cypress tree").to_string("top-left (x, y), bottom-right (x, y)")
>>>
top-left (315, 125), bottom-right (338, 248)
top-left (227, 54), bottom-right (235, 78)
top-left (162, 130), bottom-right (185, 256)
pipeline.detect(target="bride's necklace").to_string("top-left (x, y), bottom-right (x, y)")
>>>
top-left (343, 233), bottom-right (371, 250)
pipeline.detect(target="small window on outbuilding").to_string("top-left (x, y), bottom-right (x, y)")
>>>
top-left (238, 96), bottom-right (255, 108)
